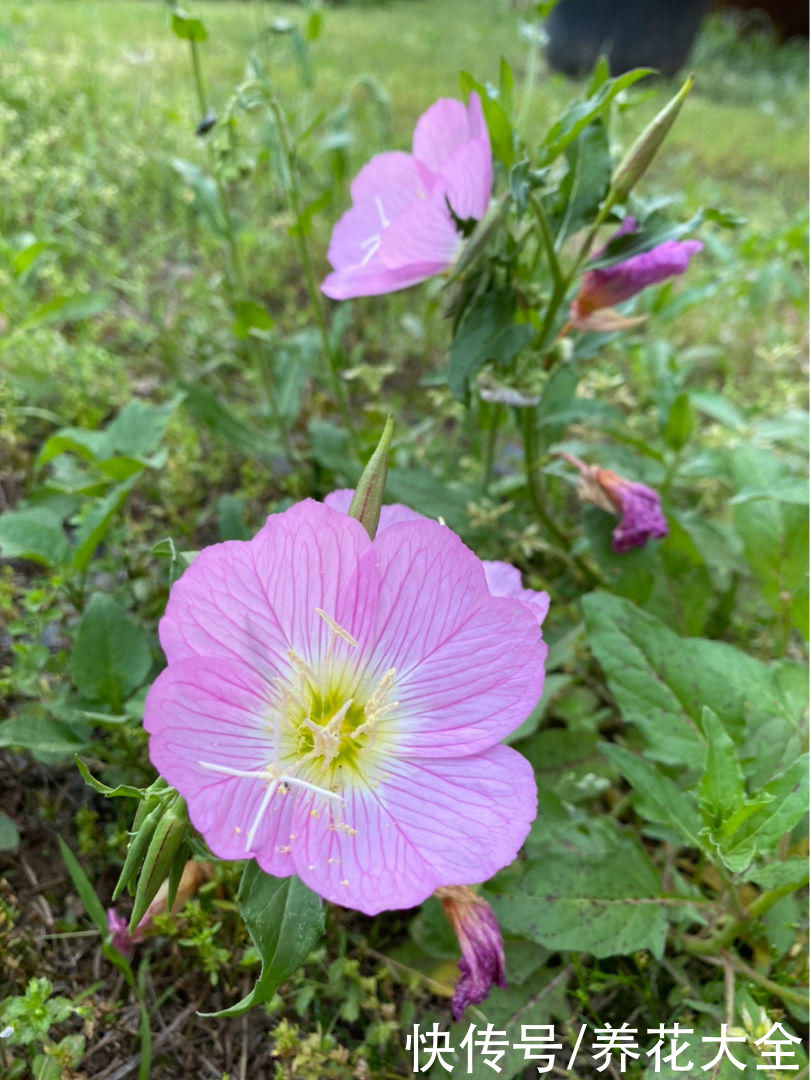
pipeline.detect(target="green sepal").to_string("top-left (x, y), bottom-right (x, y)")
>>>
top-left (112, 799), bottom-right (163, 902)
top-left (128, 794), bottom-right (188, 931)
top-left (348, 417), bottom-right (394, 540)
top-left (166, 841), bottom-right (190, 913)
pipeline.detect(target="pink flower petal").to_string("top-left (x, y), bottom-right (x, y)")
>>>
top-left (377, 195), bottom-right (462, 274)
top-left (482, 561), bottom-right (550, 627)
top-left (436, 136), bottom-right (492, 221)
top-left (144, 657), bottom-right (298, 874)
top-left (290, 745), bottom-right (537, 915)
top-left (159, 501), bottom-right (371, 673)
top-left (346, 520), bottom-right (544, 754)
top-left (412, 95), bottom-right (480, 175)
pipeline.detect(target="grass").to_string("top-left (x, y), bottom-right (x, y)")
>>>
top-left (0, 3), bottom-right (807, 1078)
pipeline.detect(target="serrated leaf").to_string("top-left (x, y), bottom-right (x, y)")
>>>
top-left (541, 68), bottom-right (654, 163)
top-left (583, 592), bottom-right (800, 770)
top-left (722, 755), bottom-right (809, 864)
top-left (743, 857), bottom-right (809, 890)
top-left (493, 830), bottom-right (668, 959)
top-left (69, 594), bottom-right (151, 710)
top-left (202, 864), bottom-right (324, 1017)
top-left (697, 706), bottom-right (746, 824)
top-left (600, 742), bottom-right (703, 849)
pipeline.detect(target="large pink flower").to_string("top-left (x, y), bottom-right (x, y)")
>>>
top-left (321, 93), bottom-right (492, 300)
top-left (143, 500), bottom-right (544, 916)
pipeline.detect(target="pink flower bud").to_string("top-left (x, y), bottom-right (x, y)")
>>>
top-left (563, 454), bottom-right (668, 553)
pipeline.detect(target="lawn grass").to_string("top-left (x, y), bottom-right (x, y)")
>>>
top-left (0, 4), bottom-right (807, 1078)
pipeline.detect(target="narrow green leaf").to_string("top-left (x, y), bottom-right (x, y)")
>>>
top-left (57, 837), bottom-right (108, 936)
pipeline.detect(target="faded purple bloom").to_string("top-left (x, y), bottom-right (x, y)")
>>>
top-left (571, 217), bottom-right (702, 330)
top-left (144, 500), bottom-right (544, 916)
top-left (321, 93), bottom-right (492, 300)
top-left (107, 908), bottom-right (145, 958)
top-left (562, 455), bottom-right (668, 553)
top-left (437, 885), bottom-right (506, 1019)
top-left (324, 489), bottom-right (550, 629)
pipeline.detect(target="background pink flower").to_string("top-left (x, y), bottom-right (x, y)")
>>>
top-left (321, 93), bottom-right (492, 300)
top-left (144, 501), bottom-right (544, 916)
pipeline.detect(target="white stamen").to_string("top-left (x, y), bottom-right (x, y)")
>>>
top-left (245, 779), bottom-right (278, 852)
top-left (375, 196), bottom-right (390, 229)
top-left (198, 760), bottom-right (342, 804)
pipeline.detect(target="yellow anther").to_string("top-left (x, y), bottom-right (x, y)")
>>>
top-left (315, 607), bottom-right (360, 648)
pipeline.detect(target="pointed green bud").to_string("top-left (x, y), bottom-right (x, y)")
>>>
top-left (609, 75), bottom-right (694, 204)
top-left (348, 416), bottom-right (394, 540)
top-left (129, 793), bottom-right (188, 932)
top-left (112, 797), bottom-right (163, 902)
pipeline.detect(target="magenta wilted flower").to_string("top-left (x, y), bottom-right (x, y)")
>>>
top-left (321, 93), bottom-right (492, 300)
top-left (570, 217), bottom-right (702, 332)
top-left (437, 886), bottom-right (506, 1019)
top-left (563, 454), bottom-right (668, 553)
top-left (143, 500), bottom-right (544, 916)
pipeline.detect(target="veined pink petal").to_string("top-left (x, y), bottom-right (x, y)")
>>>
top-left (159, 501), bottom-right (371, 672)
top-left (482, 560), bottom-right (550, 627)
top-left (377, 195), bottom-right (462, 274)
top-left (326, 151), bottom-right (429, 272)
top-left (412, 94), bottom-right (485, 175)
top-left (436, 136), bottom-right (493, 222)
top-left (289, 744), bottom-right (537, 915)
top-left (144, 657), bottom-right (299, 875)
top-left (347, 520), bottom-right (544, 753)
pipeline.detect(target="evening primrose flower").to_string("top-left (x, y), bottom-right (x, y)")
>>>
top-left (144, 500), bottom-right (544, 916)
top-left (436, 885), bottom-right (506, 1019)
top-left (324, 489), bottom-right (550, 629)
top-left (321, 93), bottom-right (492, 300)
top-left (570, 217), bottom-right (703, 332)
top-left (563, 453), bottom-right (668, 552)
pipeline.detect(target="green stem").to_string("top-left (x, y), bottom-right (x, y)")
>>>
top-left (683, 877), bottom-right (809, 956)
top-left (529, 194), bottom-right (564, 294)
top-left (186, 37), bottom-right (296, 460)
top-left (267, 96), bottom-right (357, 439)
top-left (483, 403), bottom-right (503, 491)
top-left (719, 954), bottom-right (809, 1010)
top-left (520, 408), bottom-right (568, 546)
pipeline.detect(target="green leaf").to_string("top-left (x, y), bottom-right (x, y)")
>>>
top-left (722, 755), bottom-right (809, 864)
top-left (600, 743), bottom-right (703, 849)
top-left (105, 399), bottom-right (178, 459)
top-left (583, 592), bottom-right (801, 770)
top-left (171, 158), bottom-right (226, 237)
top-left (0, 812), bottom-right (20, 852)
top-left (548, 119), bottom-right (612, 241)
top-left (75, 757), bottom-right (145, 800)
top-left (71, 476), bottom-right (139, 571)
top-left (493, 827), bottom-right (668, 958)
top-left (202, 864), bottom-right (324, 1018)
top-left (69, 593), bottom-right (151, 710)
top-left (541, 68), bottom-right (654, 163)
top-left (0, 507), bottom-right (67, 567)
top-left (57, 836), bottom-right (108, 935)
top-left (743, 857), bottom-right (809, 891)
top-left (449, 291), bottom-right (533, 400)
top-left (36, 427), bottom-right (113, 467)
top-left (663, 391), bottom-right (695, 451)
top-left (697, 706), bottom-right (746, 823)
top-left (28, 291), bottom-right (111, 328)
top-left (171, 10), bottom-right (207, 41)
top-left (231, 300), bottom-right (274, 340)
top-left (181, 381), bottom-right (278, 458)
top-left (0, 711), bottom-right (90, 757)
